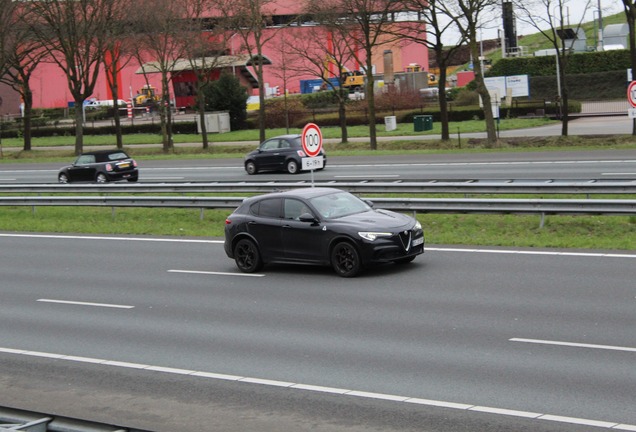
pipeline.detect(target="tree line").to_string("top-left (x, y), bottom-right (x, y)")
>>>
top-left (2, 0), bottom-right (635, 156)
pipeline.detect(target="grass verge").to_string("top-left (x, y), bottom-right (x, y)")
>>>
top-left (0, 207), bottom-right (634, 251)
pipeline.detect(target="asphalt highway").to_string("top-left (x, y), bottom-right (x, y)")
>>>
top-left (1, 233), bottom-right (635, 431)
top-left (2, 149), bottom-right (636, 183)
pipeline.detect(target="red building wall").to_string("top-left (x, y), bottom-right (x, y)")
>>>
top-left (26, 22), bottom-right (428, 109)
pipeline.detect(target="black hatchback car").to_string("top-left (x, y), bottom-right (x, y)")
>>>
top-left (58, 150), bottom-right (138, 183)
top-left (244, 134), bottom-right (326, 175)
top-left (224, 187), bottom-right (424, 277)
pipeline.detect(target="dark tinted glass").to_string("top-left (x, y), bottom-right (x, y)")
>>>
top-left (256, 198), bottom-right (281, 218)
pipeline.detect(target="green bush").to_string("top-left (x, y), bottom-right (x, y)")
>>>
top-left (301, 91), bottom-right (340, 109)
top-left (489, 49), bottom-right (631, 77)
top-left (263, 97), bottom-right (309, 128)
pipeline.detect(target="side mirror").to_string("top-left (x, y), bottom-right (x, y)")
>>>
top-left (299, 212), bottom-right (318, 223)
top-left (364, 199), bottom-right (374, 208)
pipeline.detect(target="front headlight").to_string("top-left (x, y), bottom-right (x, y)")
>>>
top-left (358, 231), bottom-right (392, 241)
top-left (414, 221), bottom-right (422, 231)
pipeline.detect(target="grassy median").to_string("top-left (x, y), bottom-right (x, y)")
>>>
top-left (0, 206), bottom-right (634, 251)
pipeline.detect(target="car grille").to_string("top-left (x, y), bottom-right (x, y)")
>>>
top-left (398, 230), bottom-right (412, 251)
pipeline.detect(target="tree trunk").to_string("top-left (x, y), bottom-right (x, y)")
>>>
top-left (470, 39), bottom-right (497, 144)
top-left (557, 55), bottom-right (569, 136)
top-left (74, 100), bottom-right (84, 155)
top-left (338, 94), bottom-right (348, 144)
top-left (437, 63), bottom-right (450, 141)
top-left (198, 90), bottom-right (209, 149)
top-left (365, 64), bottom-right (377, 150)
top-left (113, 80), bottom-right (123, 149)
top-left (22, 87), bottom-right (33, 151)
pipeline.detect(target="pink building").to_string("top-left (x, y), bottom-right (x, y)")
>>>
top-left (6, 1), bottom-right (428, 112)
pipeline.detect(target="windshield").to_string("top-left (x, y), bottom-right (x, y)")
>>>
top-left (309, 191), bottom-right (371, 219)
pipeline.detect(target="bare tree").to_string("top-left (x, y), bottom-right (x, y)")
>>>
top-left (268, 33), bottom-right (305, 133)
top-left (287, 26), bottom-right (358, 143)
top-left (514, 0), bottom-right (592, 137)
top-left (213, 0), bottom-right (280, 142)
top-left (441, 0), bottom-right (498, 144)
top-left (308, 0), bottom-right (404, 150)
top-left (180, 0), bottom-right (229, 149)
top-left (103, 0), bottom-right (136, 149)
top-left (132, 0), bottom-right (190, 153)
top-left (623, 0), bottom-right (636, 135)
top-left (0, 0), bottom-right (47, 151)
top-left (23, 0), bottom-right (116, 155)
top-left (396, 0), bottom-right (466, 140)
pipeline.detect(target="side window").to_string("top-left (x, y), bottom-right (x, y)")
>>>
top-left (284, 199), bottom-right (311, 220)
top-left (255, 198), bottom-right (282, 219)
top-left (75, 155), bottom-right (95, 165)
top-left (261, 139), bottom-right (279, 151)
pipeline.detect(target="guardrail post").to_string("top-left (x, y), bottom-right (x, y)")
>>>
top-left (540, 212), bottom-right (545, 229)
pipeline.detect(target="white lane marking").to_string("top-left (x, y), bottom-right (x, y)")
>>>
top-left (168, 269), bottom-right (264, 278)
top-left (334, 175), bottom-right (400, 178)
top-left (37, 299), bottom-right (134, 309)
top-left (426, 247), bottom-right (636, 259)
top-left (0, 178), bottom-right (17, 181)
top-left (140, 176), bottom-right (185, 180)
top-left (602, 173), bottom-right (636, 176)
top-left (0, 233), bottom-right (222, 244)
top-left (3, 233), bottom-right (635, 259)
top-left (0, 346), bottom-right (633, 431)
top-left (510, 338), bottom-right (636, 353)
top-left (331, 160), bottom-right (636, 169)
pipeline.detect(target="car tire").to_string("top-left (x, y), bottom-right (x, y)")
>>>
top-left (245, 161), bottom-right (257, 175)
top-left (95, 173), bottom-right (108, 183)
top-left (286, 160), bottom-right (299, 174)
top-left (127, 177), bottom-right (138, 183)
top-left (234, 238), bottom-right (263, 273)
top-left (331, 241), bottom-right (361, 278)
top-left (58, 173), bottom-right (69, 184)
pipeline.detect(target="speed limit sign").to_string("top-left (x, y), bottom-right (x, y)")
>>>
top-left (301, 123), bottom-right (323, 157)
top-left (628, 81), bottom-right (636, 108)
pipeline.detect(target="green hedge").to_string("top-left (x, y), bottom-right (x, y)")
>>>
top-left (488, 49), bottom-right (631, 77)
top-left (0, 120), bottom-right (198, 139)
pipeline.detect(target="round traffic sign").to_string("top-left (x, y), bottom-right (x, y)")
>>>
top-left (301, 123), bottom-right (323, 157)
top-left (628, 81), bottom-right (636, 108)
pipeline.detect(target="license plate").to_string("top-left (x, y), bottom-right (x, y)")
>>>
top-left (302, 157), bottom-right (324, 171)
top-left (118, 163), bottom-right (130, 168)
top-left (412, 237), bottom-right (424, 247)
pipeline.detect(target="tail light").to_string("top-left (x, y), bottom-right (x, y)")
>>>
top-left (225, 218), bottom-right (232, 225)
top-left (132, 159), bottom-right (138, 167)
top-left (296, 150), bottom-right (306, 157)
top-left (105, 163), bottom-right (113, 172)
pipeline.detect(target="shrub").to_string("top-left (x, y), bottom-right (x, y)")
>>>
top-left (263, 97), bottom-right (308, 129)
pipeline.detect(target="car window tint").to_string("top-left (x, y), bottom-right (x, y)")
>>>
top-left (255, 198), bottom-right (282, 218)
top-left (310, 192), bottom-right (370, 218)
top-left (279, 140), bottom-right (290, 149)
top-left (76, 155), bottom-right (95, 165)
top-left (261, 139), bottom-right (279, 151)
top-left (284, 199), bottom-right (311, 220)
top-left (107, 152), bottom-right (128, 161)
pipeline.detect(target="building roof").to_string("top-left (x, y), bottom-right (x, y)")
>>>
top-left (135, 54), bottom-right (272, 88)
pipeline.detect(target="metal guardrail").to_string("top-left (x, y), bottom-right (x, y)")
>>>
top-left (1, 179), bottom-right (636, 195)
top-left (1, 195), bottom-right (635, 217)
top-left (0, 406), bottom-right (150, 432)
top-left (1, 182), bottom-right (635, 229)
